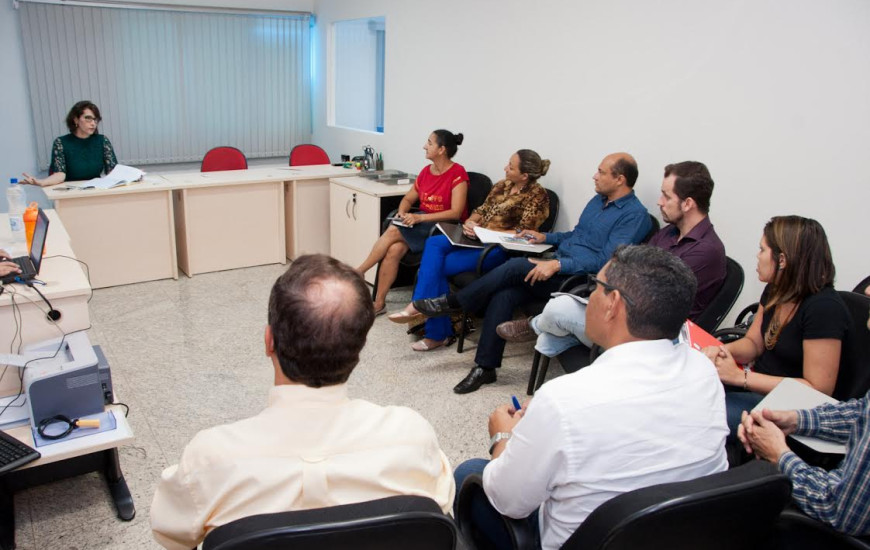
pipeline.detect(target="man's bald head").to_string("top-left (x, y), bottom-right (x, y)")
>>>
top-left (268, 255), bottom-right (375, 387)
top-left (606, 152), bottom-right (638, 188)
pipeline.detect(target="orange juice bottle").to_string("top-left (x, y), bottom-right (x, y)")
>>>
top-left (23, 202), bottom-right (39, 251)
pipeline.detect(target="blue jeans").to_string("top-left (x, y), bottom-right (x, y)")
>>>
top-left (453, 458), bottom-right (540, 550)
top-left (531, 295), bottom-right (594, 357)
top-left (725, 390), bottom-right (764, 438)
top-left (414, 235), bottom-right (508, 341)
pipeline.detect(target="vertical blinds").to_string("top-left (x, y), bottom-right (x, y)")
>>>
top-left (18, 2), bottom-right (311, 168)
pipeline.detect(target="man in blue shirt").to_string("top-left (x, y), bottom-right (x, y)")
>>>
top-left (414, 152), bottom-right (652, 394)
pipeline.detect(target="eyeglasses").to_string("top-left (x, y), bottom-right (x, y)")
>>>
top-left (81, 115), bottom-right (99, 122)
top-left (588, 274), bottom-right (635, 308)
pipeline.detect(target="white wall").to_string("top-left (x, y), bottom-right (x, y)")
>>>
top-left (312, 0), bottom-right (870, 316)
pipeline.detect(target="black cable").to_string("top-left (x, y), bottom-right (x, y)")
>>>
top-left (0, 324), bottom-right (93, 421)
top-left (113, 402), bottom-right (130, 417)
top-left (43, 255), bottom-right (93, 302)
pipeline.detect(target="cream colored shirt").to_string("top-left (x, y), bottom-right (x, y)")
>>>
top-left (150, 384), bottom-right (455, 550)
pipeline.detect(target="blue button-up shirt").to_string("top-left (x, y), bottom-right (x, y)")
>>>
top-left (779, 393), bottom-right (870, 536)
top-left (544, 191), bottom-right (651, 275)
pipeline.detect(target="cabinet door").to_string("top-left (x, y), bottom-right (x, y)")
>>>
top-left (329, 184), bottom-right (380, 282)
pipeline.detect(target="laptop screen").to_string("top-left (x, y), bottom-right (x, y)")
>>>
top-left (29, 208), bottom-right (49, 274)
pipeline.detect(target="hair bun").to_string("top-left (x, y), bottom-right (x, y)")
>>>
top-left (540, 159), bottom-right (551, 176)
top-left (454, 133), bottom-right (464, 145)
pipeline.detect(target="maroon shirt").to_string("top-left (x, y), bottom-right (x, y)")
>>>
top-left (647, 217), bottom-right (726, 319)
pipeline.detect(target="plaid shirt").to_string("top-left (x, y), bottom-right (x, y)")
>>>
top-left (778, 392), bottom-right (870, 536)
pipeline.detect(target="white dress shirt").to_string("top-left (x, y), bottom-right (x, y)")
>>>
top-left (483, 340), bottom-right (728, 550)
top-left (150, 383), bottom-right (455, 550)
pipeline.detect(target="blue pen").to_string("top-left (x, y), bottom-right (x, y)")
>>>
top-left (511, 395), bottom-right (522, 411)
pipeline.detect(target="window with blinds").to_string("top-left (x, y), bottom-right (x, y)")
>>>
top-left (18, 2), bottom-right (312, 169)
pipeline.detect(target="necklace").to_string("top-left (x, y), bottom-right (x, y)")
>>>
top-left (764, 303), bottom-right (797, 351)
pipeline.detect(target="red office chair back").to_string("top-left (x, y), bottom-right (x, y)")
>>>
top-left (290, 144), bottom-right (330, 166)
top-left (202, 147), bottom-right (248, 172)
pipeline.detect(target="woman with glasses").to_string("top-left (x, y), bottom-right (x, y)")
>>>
top-left (388, 150), bottom-right (550, 351)
top-left (702, 215), bottom-right (849, 437)
top-left (21, 100), bottom-right (117, 186)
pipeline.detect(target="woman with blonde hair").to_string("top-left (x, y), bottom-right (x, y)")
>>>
top-left (390, 149), bottom-right (550, 351)
top-left (703, 215), bottom-right (850, 435)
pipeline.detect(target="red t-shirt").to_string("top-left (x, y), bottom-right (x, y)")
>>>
top-left (415, 163), bottom-right (469, 220)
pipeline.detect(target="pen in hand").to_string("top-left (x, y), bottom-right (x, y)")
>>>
top-left (511, 395), bottom-right (522, 411)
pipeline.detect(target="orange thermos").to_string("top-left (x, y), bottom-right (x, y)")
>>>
top-left (23, 202), bottom-right (39, 251)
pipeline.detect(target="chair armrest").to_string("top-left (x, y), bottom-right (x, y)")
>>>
top-left (735, 302), bottom-right (759, 327)
top-left (455, 473), bottom-right (538, 550)
top-left (558, 274), bottom-right (588, 293)
top-left (475, 244), bottom-right (503, 275)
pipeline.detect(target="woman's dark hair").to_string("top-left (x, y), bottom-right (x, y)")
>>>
top-left (763, 215), bottom-right (835, 308)
top-left (267, 254), bottom-right (375, 387)
top-left (515, 149), bottom-right (551, 184)
top-left (432, 129), bottom-right (464, 158)
top-left (66, 101), bottom-right (102, 134)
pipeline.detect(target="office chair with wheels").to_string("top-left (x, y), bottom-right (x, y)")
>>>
top-left (202, 495), bottom-right (460, 550)
top-left (831, 290), bottom-right (870, 401)
top-left (201, 146), bottom-right (248, 172)
top-left (692, 256), bottom-right (745, 333)
top-left (774, 506), bottom-right (870, 550)
top-left (289, 144), bottom-right (330, 166)
top-left (455, 461), bottom-right (791, 550)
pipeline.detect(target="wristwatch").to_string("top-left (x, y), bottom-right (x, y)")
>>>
top-left (489, 432), bottom-right (511, 455)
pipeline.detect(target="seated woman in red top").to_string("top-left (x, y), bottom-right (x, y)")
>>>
top-left (357, 130), bottom-right (469, 315)
top-left (703, 215), bottom-right (850, 437)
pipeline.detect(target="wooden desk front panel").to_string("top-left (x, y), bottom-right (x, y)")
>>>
top-left (285, 178), bottom-right (331, 259)
top-left (175, 182), bottom-right (286, 275)
top-left (54, 191), bottom-right (178, 288)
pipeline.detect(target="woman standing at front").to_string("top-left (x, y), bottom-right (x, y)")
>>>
top-left (703, 215), bottom-right (849, 436)
top-left (357, 130), bottom-right (469, 315)
top-left (21, 100), bottom-right (117, 187)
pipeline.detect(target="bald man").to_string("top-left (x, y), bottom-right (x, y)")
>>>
top-left (150, 255), bottom-right (454, 550)
top-left (414, 153), bottom-right (652, 394)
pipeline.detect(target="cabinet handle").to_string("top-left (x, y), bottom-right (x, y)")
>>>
top-left (345, 197), bottom-right (352, 218)
top-left (352, 194), bottom-right (358, 220)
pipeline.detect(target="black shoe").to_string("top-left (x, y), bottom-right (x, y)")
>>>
top-left (413, 295), bottom-right (461, 318)
top-left (453, 366), bottom-right (497, 394)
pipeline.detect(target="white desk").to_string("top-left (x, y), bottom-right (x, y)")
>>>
top-left (45, 165), bottom-right (359, 283)
top-left (163, 168), bottom-right (287, 276)
top-left (282, 164), bottom-right (359, 258)
top-left (0, 210), bottom-right (92, 395)
top-left (329, 177), bottom-right (412, 284)
top-left (44, 177), bottom-right (178, 288)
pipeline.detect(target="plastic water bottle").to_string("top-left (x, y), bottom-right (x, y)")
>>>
top-left (6, 178), bottom-right (26, 246)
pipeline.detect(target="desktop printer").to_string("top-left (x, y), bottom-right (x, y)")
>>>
top-left (18, 333), bottom-right (107, 429)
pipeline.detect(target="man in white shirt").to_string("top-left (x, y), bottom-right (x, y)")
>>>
top-left (150, 254), bottom-right (455, 550)
top-left (455, 245), bottom-right (728, 550)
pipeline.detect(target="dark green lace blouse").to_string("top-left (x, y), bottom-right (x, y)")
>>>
top-left (49, 133), bottom-right (118, 181)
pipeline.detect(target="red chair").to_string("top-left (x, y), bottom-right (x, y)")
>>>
top-left (289, 144), bottom-right (330, 166)
top-left (201, 146), bottom-right (248, 172)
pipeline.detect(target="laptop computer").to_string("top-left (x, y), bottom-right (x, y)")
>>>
top-left (2, 208), bottom-right (49, 284)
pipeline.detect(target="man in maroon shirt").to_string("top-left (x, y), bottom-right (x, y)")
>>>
top-left (497, 161), bottom-right (726, 356)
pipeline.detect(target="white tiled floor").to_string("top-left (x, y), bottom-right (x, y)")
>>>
top-left (10, 263), bottom-right (560, 549)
